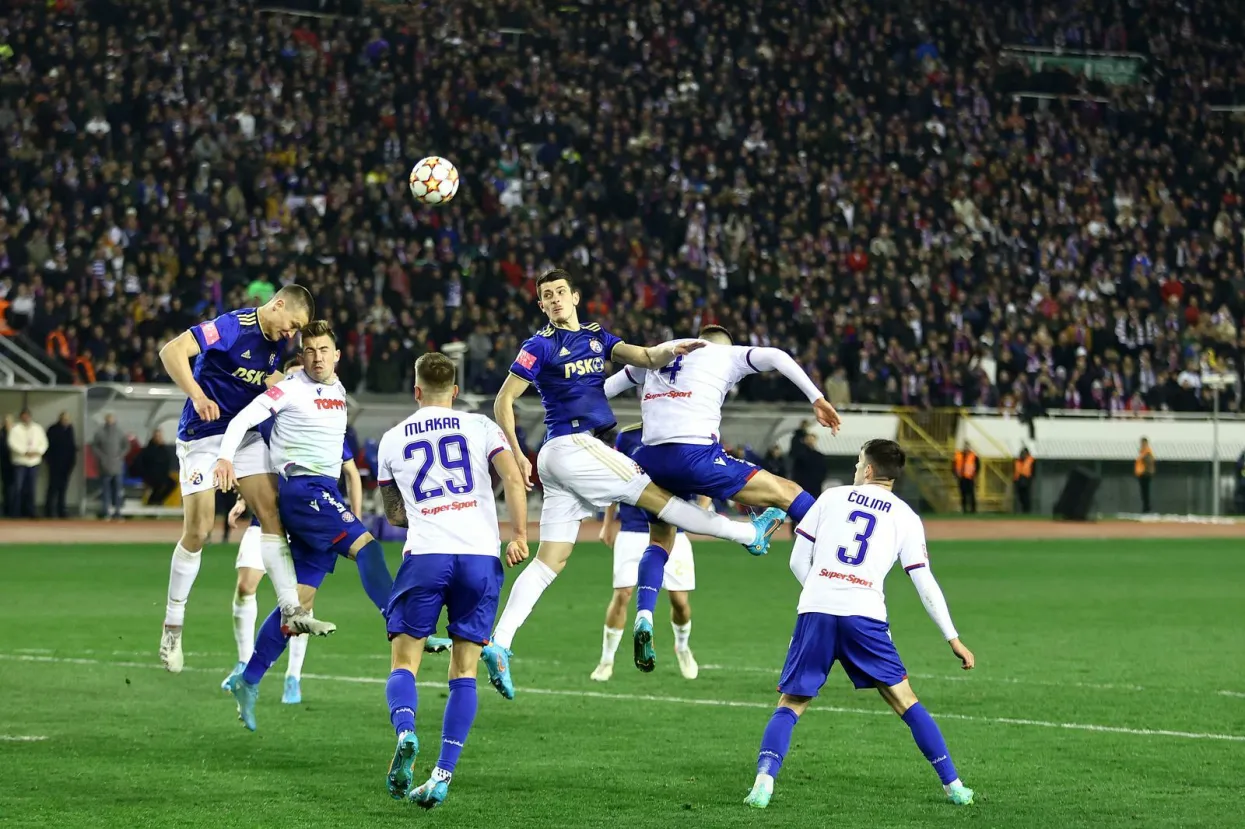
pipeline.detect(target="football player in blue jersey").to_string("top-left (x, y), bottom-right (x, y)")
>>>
top-left (479, 269), bottom-right (788, 699)
top-left (156, 286), bottom-right (333, 673)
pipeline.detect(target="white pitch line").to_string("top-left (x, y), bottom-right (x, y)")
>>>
top-left (0, 735), bottom-right (48, 742)
top-left (1, 653), bottom-right (1241, 744)
top-left (1218, 690), bottom-right (1245, 698)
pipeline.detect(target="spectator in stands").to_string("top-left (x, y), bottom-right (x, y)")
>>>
top-left (132, 428), bottom-right (176, 507)
top-left (0, 415), bottom-right (13, 517)
top-left (44, 412), bottom-right (76, 519)
top-left (91, 413), bottom-right (129, 521)
top-left (1135, 438), bottom-right (1156, 514)
top-left (7, 409), bottom-right (47, 518)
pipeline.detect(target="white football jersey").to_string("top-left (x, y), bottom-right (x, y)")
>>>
top-left (261, 370), bottom-right (349, 479)
top-left (631, 343), bottom-right (757, 445)
top-left (377, 406), bottom-right (509, 558)
top-left (793, 484), bottom-right (929, 622)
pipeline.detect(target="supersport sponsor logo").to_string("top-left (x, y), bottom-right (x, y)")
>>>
top-left (817, 569), bottom-right (874, 588)
top-left (420, 499), bottom-right (479, 516)
top-left (643, 390), bottom-right (693, 401)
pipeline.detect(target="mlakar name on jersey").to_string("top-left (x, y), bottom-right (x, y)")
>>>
top-left (405, 417), bottom-right (462, 436)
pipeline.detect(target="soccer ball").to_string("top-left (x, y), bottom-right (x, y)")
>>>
top-left (409, 156), bottom-right (460, 206)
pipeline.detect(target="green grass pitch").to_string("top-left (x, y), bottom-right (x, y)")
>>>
top-left (1, 538), bottom-right (1243, 828)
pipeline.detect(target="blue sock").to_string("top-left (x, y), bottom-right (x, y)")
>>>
top-left (787, 491), bottom-right (816, 523)
top-left (757, 706), bottom-right (800, 777)
top-left (436, 677), bottom-right (478, 777)
top-left (242, 607), bottom-right (288, 685)
top-left (635, 544), bottom-right (669, 615)
top-left (902, 702), bottom-right (959, 784)
top-left (386, 668), bottom-right (418, 736)
top-left (354, 539), bottom-right (393, 613)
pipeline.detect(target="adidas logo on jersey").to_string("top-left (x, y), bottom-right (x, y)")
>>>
top-left (559, 347), bottom-right (572, 357)
top-left (241, 350), bottom-right (251, 359)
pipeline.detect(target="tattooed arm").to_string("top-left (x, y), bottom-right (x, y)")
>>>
top-left (381, 482), bottom-right (408, 528)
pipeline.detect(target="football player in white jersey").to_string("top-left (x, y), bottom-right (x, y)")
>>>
top-left (376, 352), bottom-right (529, 809)
top-left (602, 325), bottom-right (841, 671)
top-left (743, 439), bottom-right (976, 809)
top-left (212, 321), bottom-right (395, 731)
top-left (480, 270), bottom-right (788, 699)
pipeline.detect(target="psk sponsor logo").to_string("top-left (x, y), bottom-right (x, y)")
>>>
top-left (589, 339), bottom-right (603, 353)
top-left (234, 367), bottom-right (268, 385)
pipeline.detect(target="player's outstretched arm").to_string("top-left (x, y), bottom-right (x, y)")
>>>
top-left (380, 482), bottom-right (408, 528)
top-left (213, 396), bottom-right (276, 491)
top-left (907, 564), bottom-right (974, 670)
top-left (491, 449), bottom-right (530, 567)
top-left (611, 339), bottom-right (707, 370)
top-left (742, 347), bottom-right (841, 432)
top-left (160, 330), bottom-right (219, 422)
top-left (493, 374), bottom-right (533, 489)
top-left (603, 367), bottom-right (645, 399)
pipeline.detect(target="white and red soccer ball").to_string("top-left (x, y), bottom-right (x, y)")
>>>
top-left (409, 156), bottom-right (459, 206)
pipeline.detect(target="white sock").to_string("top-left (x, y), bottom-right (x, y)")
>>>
top-left (944, 778), bottom-right (963, 794)
top-left (232, 592), bottom-right (257, 662)
top-left (491, 559), bottom-right (557, 650)
top-left (672, 620), bottom-right (692, 652)
top-left (754, 773), bottom-right (775, 793)
top-left (635, 609), bottom-right (653, 628)
top-left (657, 497), bottom-right (753, 545)
top-left (164, 543), bottom-right (203, 627)
top-left (286, 633), bottom-right (308, 680)
top-left (600, 626), bottom-right (624, 664)
top-left (259, 534), bottom-right (301, 615)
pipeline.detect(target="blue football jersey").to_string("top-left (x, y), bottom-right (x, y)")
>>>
top-left (177, 309), bottom-right (284, 441)
top-left (509, 322), bottom-right (624, 440)
top-left (614, 426), bottom-right (682, 535)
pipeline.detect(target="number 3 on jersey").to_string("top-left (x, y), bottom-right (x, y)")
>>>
top-left (836, 509), bottom-right (876, 566)
top-left (403, 434), bottom-right (475, 503)
top-left (659, 355), bottom-right (684, 384)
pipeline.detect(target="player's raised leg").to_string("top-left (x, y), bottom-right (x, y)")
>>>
top-left (228, 580), bottom-right (322, 731)
top-left (877, 679), bottom-right (974, 805)
top-left (730, 467), bottom-right (819, 526)
top-left (236, 466), bottom-right (335, 637)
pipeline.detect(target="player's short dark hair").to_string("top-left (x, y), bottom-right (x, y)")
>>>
top-left (415, 352), bottom-right (457, 392)
top-left (862, 439), bottom-right (906, 482)
top-left (300, 319), bottom-right (336, 343)
top-left (274, 284), bottom-right (315, 319)
top-left (536, 268), bottom-right (576, 296)
top-left (282, 356), bottom-right (302, 372)
top-left (699, 324), bottom-right (733, 344)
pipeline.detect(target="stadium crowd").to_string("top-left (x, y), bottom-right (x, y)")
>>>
top-left (2, 0), bottom-right (1245, 415)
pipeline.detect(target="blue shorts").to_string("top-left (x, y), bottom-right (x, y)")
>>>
top-left (278, 475), bottom-right (369, 588)
top-left (777, 613), bottom-right (908, 696)
top-left (632, 442), bottom-right (759, 502)
top-left (386, 554), bottom-right (504, 645)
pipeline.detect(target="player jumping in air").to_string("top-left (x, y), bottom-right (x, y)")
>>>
top-left (213, 321), bottom-right (394, 731)
top-left (602, 325), bottom-right (842, 671)
top-left (377, 353), bottom-right (530, 809)
top-left (481, 269), bottom-right (786, 700)
top-left (157, 286), bottom-right (334, 672)
top-left (744, 439), bottom-right (976, 809)
top-left (592, 424), bottom-right (707, 682)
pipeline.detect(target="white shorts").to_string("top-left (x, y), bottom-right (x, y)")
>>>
top-left (537, 433), bottom-right (651, 544)
top-left (176, 431), bottom-right (270, 496)
top-left (613, 531), bottom-right (695, 592)
top-left (235, 524), bottom-right (264, 571)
